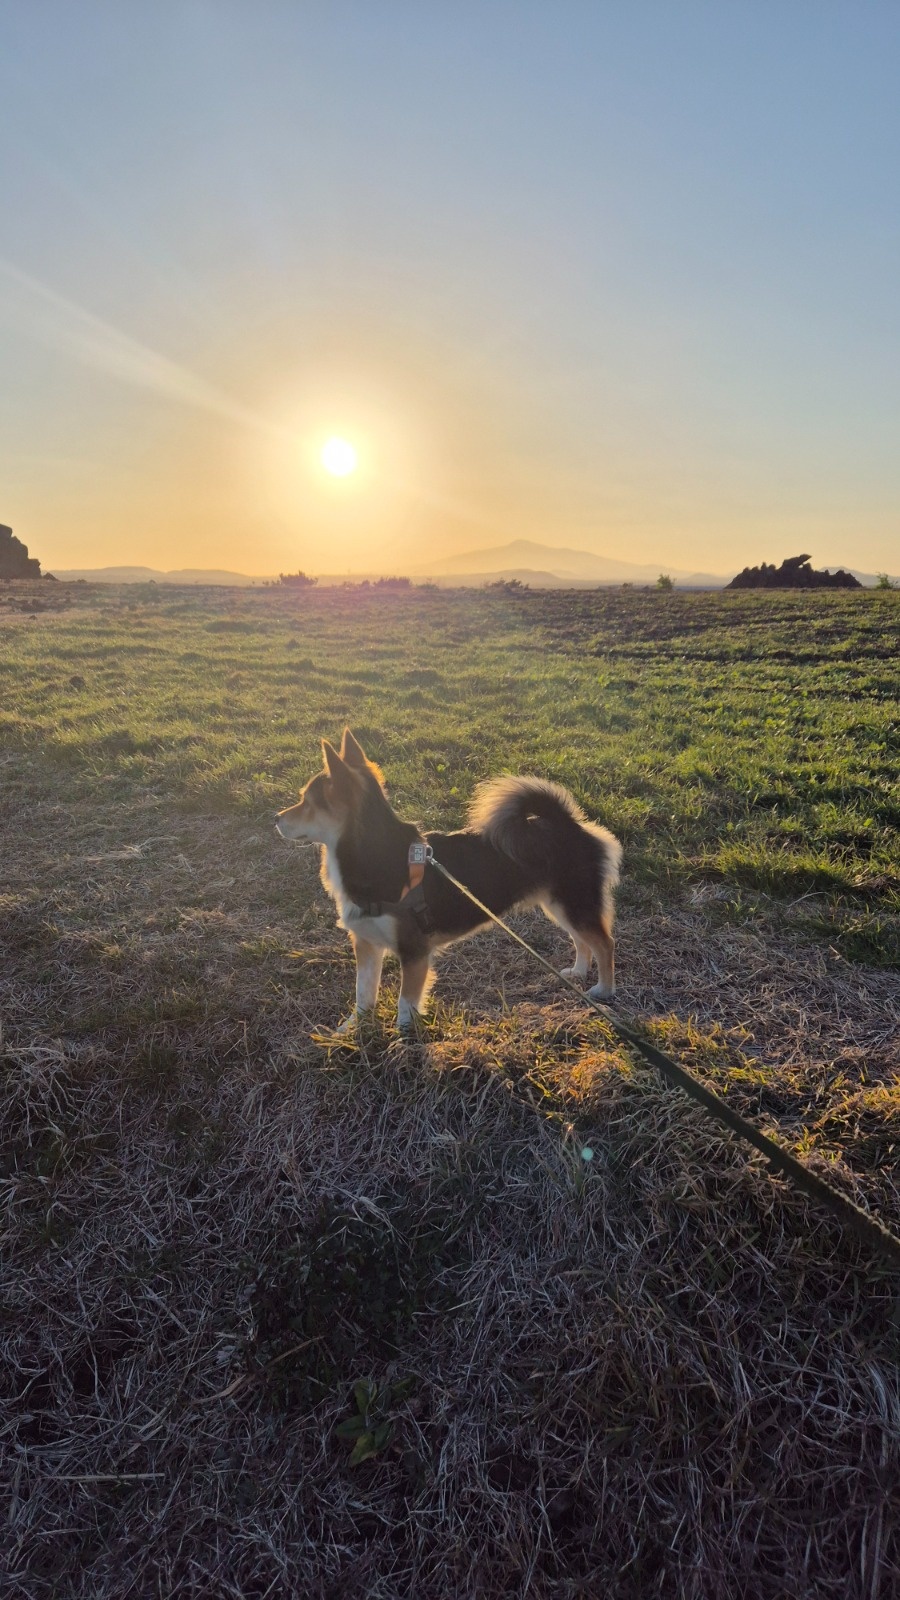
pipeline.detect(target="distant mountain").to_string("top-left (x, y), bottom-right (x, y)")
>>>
top-left (413, 540), bottom-right (895, 588)
top-left (428, 568), bottom-right (598, 589)
top-left (50, 566), bottom-right (271, 586)
top-left (828, 568), bottom-right (898, 587)
top-left (47, 551), bottom-right (895, 589)
top-left (412, 539), bottom-right (727, 587)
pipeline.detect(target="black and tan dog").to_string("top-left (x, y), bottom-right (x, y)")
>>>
top-left (276, 730), bottom-right (622, 1030)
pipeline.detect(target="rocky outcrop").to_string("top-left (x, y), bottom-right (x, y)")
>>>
top-left (0, 525), bottom-right (42, 579)
top-left (727, 554), bottom-right (861, 590)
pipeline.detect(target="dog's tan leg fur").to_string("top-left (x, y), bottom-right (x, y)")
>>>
top-left (398, 957), bottom-right (432, 1030)
top-left (542, 900), bottom-right (594, 981)
top-left (584, 920), bottom-right (615, 1000)
top-left (541, 900), bottom-right (615, 998)
top-left (561, 935), bottom-right (593, 981)
top-left (350, 932), bottom-right (385, 1014)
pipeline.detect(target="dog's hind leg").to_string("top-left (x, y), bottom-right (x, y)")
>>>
top-left (583, 918), bottom-right (615, 1000)
top-left (397, 956), bottom-right (432, 1032)
top-left (541, 900), bottom-right (593, 981)
top-left (350, 932), bottom-right (385, 1017)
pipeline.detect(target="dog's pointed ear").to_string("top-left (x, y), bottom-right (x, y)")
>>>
top-left (322, 740), bottom-right (352, 790)
top-left (340, 728), bottom-right (368, 768)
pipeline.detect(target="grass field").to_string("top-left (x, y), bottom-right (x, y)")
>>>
top-left (2, 581), bottom-right (899, 1597)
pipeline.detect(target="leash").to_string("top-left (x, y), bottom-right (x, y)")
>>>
top-left (423, 850), bottom-right (900, 1271)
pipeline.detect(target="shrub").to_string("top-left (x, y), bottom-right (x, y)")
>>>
top-left (276, 571), bottom-right (318, 588)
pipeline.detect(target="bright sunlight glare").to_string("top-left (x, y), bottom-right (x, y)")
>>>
top-left (321, 436), bottom-right (359, 477)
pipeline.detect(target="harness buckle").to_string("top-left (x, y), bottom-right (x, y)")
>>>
top-left (408, 842), bottom-right (432, 866)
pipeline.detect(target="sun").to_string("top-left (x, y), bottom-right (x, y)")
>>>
top-left (321, 436), bottom-right (358, 477)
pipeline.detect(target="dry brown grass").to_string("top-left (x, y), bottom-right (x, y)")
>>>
top-left (3, 752), bottom-right (899, 1598)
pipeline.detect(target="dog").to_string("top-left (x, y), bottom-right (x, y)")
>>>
top-left (276, 729), bottom-right (622, 1030)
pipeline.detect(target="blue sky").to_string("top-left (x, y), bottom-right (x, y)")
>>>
top-left (1, 2), bottom-right (898, 575)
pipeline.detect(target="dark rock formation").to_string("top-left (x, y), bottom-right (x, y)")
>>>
top-left (727, 554), bottom-right (861, 590)
top-left (0, 525), bottom-right (42, 579)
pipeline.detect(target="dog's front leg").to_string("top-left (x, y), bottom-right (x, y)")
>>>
top-left (397, 955), bottom-right (432, 1032)
top-left (349, 931), bottom-right (385, 1020)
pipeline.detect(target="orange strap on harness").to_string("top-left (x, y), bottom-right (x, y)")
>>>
top-left (351, 842), bottom-right (433, 925)
top-left (402, 841), bottom-right (432, 897)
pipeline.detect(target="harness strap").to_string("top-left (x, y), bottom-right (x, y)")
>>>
top-left (353, 843), bottom-right (433, 929)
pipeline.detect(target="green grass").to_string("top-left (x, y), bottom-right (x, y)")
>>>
top-left (2, 582), bottom-right (897, 954)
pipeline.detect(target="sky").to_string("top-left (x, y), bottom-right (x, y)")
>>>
top-left (1, 1), bottom-right (899, 578)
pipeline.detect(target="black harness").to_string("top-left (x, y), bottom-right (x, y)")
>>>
top-left (354, 877), bottom-right (433, 932)
top-left (351, 843), bottom-right (435, 934)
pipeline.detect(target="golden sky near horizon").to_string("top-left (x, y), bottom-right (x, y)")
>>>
top-left (2, 6), bottom-right (899, 578)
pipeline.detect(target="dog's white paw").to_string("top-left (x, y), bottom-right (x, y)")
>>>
top-left (560, 965), bottom-right (589, 982)
top-left (334, 1006), bottom-right (375, 1036)
top-left (397, 999), bottom-right (423, 1033)
top-left (588, 982), bottom-right (615, 1002)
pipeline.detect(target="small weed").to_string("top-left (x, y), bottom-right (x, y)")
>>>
top-left (334, 1375), bottom-right (415, 1465)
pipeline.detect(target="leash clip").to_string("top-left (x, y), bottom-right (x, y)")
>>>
top-left (408, 842), bottom-right (432, 866)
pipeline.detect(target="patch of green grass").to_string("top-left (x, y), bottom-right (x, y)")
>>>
top-left (2, 584), bottom-right (897, 960)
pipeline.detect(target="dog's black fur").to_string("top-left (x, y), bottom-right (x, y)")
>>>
top-left (276, 730), bottom-right (622, 1027)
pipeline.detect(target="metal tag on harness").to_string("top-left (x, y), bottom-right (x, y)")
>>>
top-left (408, 842), bottom-right (432, 866)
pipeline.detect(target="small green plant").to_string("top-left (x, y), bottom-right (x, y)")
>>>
top-left (656, 572), bottom-right (674, 591)
top-left (875, 572), bottom-right (896, 590)
top-left (334, 1375), bottom-right (414, 1465)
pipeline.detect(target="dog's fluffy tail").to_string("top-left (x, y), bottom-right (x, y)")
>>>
top-left (469, 776), bottom-right (621, 902)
